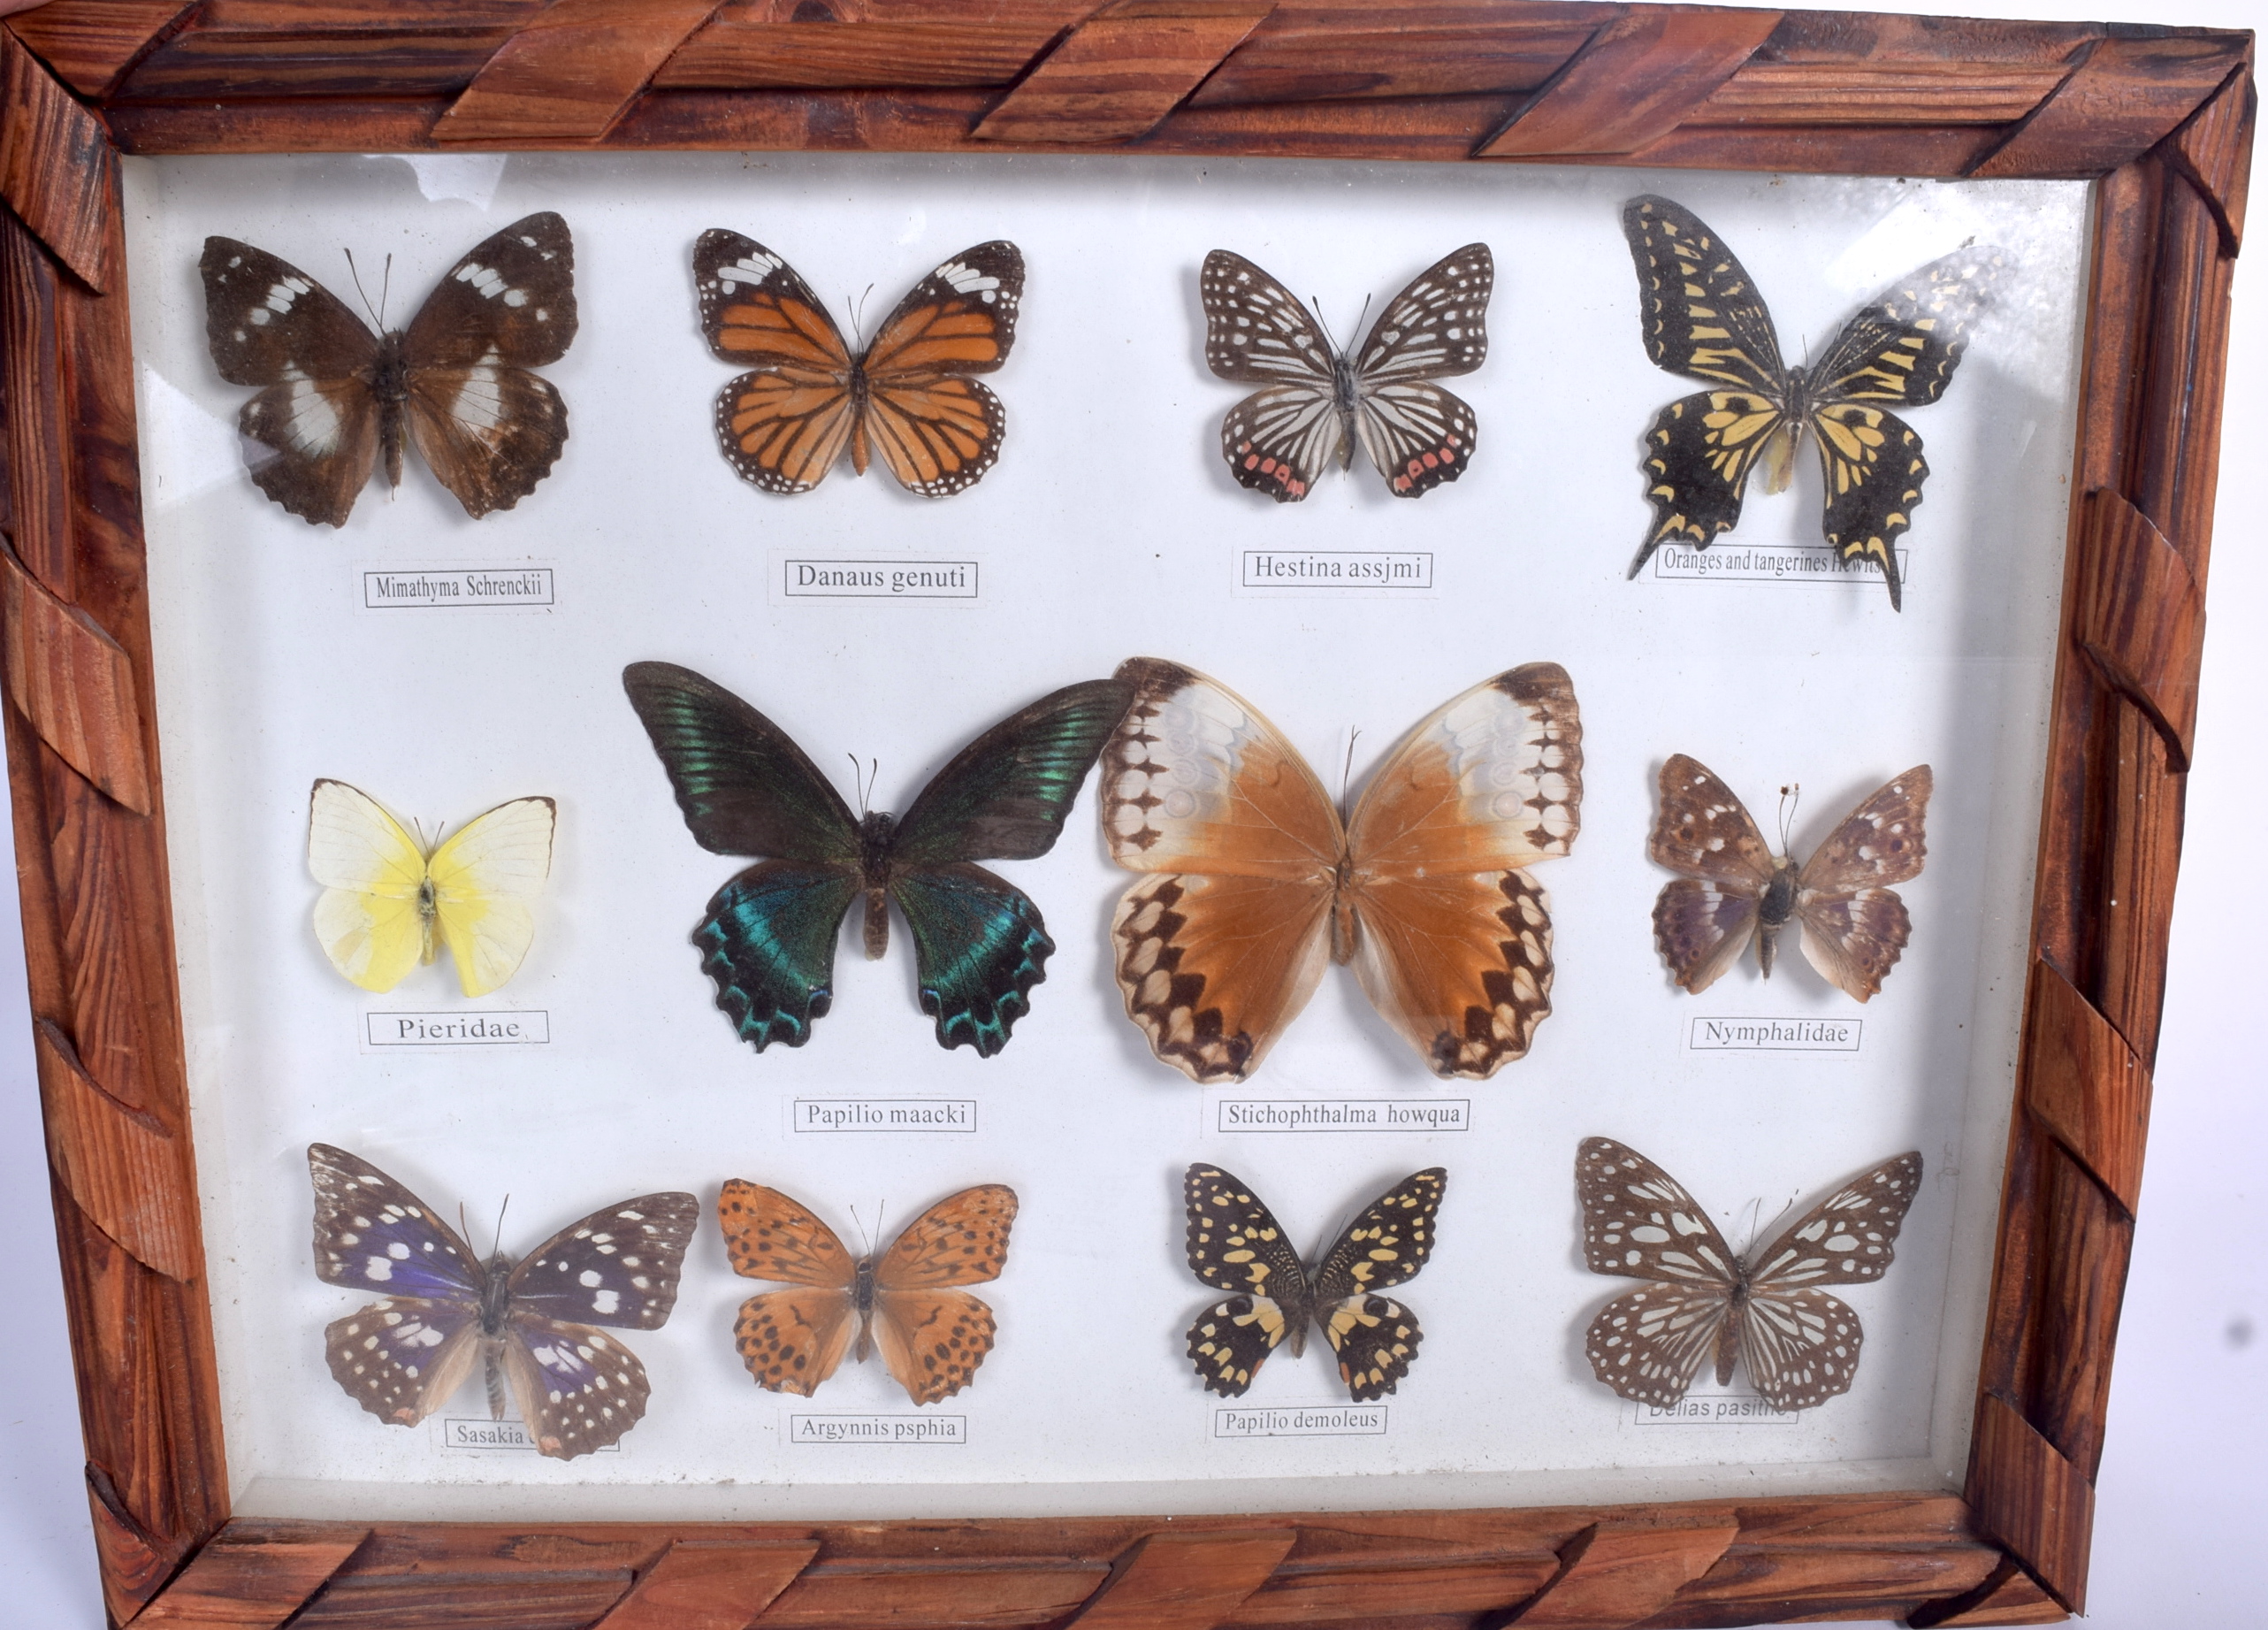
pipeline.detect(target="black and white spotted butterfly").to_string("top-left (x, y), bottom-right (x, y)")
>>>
top-left (308, 1144), bottom-right (696, 1460)
top-left (1183, 1164), bottom-right (1446, 1401)
top-left (200, 212), bottom-right (578, 526)
top-left (1577, 1137), bottom-right (1922, 1412)
top-left (1199, 244), bottom-right (1493, 501)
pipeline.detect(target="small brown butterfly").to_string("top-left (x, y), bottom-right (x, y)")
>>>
top-left (201, 213), bottom-right (577, 525)
top-left (718, 1181), bottom-right (1017, 1405)
top-left (1648, 755), bottom-right (1930, 1001)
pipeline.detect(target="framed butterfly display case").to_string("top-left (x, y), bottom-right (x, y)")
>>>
top-left (0, 4), bottom-right (2244, 1627)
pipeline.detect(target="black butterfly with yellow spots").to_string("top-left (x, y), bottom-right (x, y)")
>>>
top-left (1181, 1164), bottom-right (1446, 1402)
top-left (1621, 195), bottom-right (2001, 609)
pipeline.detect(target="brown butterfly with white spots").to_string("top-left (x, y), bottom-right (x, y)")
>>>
top-left (201, 212), bottom-right (577, 525)
top-left (1649, 755), bottom-right (1930, 1001)
top-left (308, 1144), bottom-right (697, 1461)
top-left (1577, 1137), bottom-right (1923, 1412)
top-left (719, 1181), bottom-right (1016, 1405)
top-left (1183, 1164), bottom-right (1446, 1402)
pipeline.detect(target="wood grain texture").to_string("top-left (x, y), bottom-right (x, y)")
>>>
top-left (1973, 32), bottom-right (2249, 177)
top-left (34, 1017), bottom-right (197, 1279)
top-left (2168, 64), bottom-right (2254, 256)
top-left (2020, 960), bottom-right (2150, 1218)
top-left (4, 0), bottom-right (192, 97)
top-left (1910, 1557), bottom-right (2070, 1626)
top-left (0, 27), bottom-right (113, 288)
top-left (1187, 8), bottom-right (1610, 109)
top-left (589, 1538), bottom-right (818, 1629)
top-left (1067, 1529), bottom-right (1295, 1627)
top-left (1477, 6), bottom-right (1782, 157)
top-left (2073, 486), bottom-right (2205, 769)
top-left (974, 0), bottom-right (1272, 144)
top-left (655, 18), bottom-right (1065, 89)
top-left (436, 0), bottom-right (727, 142)
top-left (1511, 1521), bottom-right (1741, 1626)
top-left (134, 1524), bottom-right (370, 1628)
top-left (1967, 1394), bottom-right (2094, 1612)
top-left (0, 537), bottom-right (152, 811)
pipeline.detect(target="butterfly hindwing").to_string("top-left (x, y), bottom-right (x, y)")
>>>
top-left (1310, 1167), bottom-right (1444, 1401)
top-left (717, 1181), bottom-right (859, 1396)
top-left (890, 863), bottom-right (1052, 1054)
top-left (1647, 754), bottom-right (1776, 994)
top-left (869, 1183), bottom-right (1018, 1403)
top-left (1182, 1165), bottom-right (1306, 1397)
top-left (856, 241), bottom-right (1025, 495)
top-left (308, 780), bottom-right (433, 993)
top-left (325, 1297), bottom-right (483, 1427)
top-left (696, 861), bottom-right (863, 1052)
top-left (1583, 1282), bottom-right (1727, 1408)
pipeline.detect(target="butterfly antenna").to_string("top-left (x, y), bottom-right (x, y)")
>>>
top-left (849, 283), bottom-right (876, 349)
top-left (343, 248), bottom-right (384, 330)
top-left (1339, 730), bottom-right (1362, 820)
top-left (492, 1195), bottom-right (511, 1260)
top-left (1309, 295), bottom-right (1342, 356)
top-left (1776, 784), bottom-right (1800, 853)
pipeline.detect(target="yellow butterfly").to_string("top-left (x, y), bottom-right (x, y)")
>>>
top-left (307, 779), bottom-right (557, 998)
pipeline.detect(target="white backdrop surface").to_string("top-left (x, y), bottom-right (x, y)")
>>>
top-left (4, 0), bottom-right (2265, 1623)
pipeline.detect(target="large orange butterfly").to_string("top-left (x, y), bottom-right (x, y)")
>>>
top-left (1101, 658), bottom-right (1584, 1082)
top-left (718, 1180), bottom-right (1017, 1405)
top-left (693, 233), bottom-right (1024, 497)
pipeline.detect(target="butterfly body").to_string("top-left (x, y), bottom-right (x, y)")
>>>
top-left (308, 1144), bottom-right (698, 1460)
top-left (1577, 1138), bottom-right (1922, 1412)
top-left (624, 662), bottom-right (1131, 1053)
top-left (200, 212), bottom-right (577, 525)
top-left (720, 1181), bottom-right (1017, 1404)
top-left (1103, 657), bottom-right (1581, 1081)
top-left (1182, 1165), bottom-right (1446, 1401)
top-left (695, 233), bottom-right (1025, 496)
top-left (1200, 244), bottom-right (1493, 501)
top-left (1648, 755), bottom-right (1930, 1001)
top-left (1621, 195), bottom-right (2000, 608)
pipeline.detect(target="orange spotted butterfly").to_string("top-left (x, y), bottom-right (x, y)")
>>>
top-left (718, 1180), bottom-right (1017, 1405)
top-left (693, 233), bottom-right (1024, 497)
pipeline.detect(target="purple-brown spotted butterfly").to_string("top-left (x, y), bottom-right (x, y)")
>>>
top-left (1183, 1164), bottom-right (1446, 1401)
top-left (718, 1180), bottom-right (1017, 1405)
top-left (1200, 245), bottom-right (1492, 501)
top-left (309, 1144), bottom-right (695, 1460)
top-left (1577, 1137), bottom-right (1923, 1412)
top-left (1649, 755), bottom-right (1930, 1002)
top-left (201, 213), bottom-right (577, 525)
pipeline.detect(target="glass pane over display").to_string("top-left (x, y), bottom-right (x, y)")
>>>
top-left (123, 150), bottom-right (2089, 1521)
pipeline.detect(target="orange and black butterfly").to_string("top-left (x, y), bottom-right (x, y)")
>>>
top-left (693, 233), bottom-right (1025, 497)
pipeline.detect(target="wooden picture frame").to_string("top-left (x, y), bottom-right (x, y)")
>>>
top-left (0, 4), bottom-right (2248, 1626)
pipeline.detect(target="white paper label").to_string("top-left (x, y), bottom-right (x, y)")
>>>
top-left (1239, 549), bottom-right (1433, 592)
top-left (1214, 1404), bottom-right (1387, 1438)
top-left (438, 1417), bottom-right (618, 1452)
top-left (1685, 1016), bottom-right (1861, 1053)
top-left (778, 556), bottom-right (979, 601)
top-left (363, 567), bottom-right (554, 608)
top-left (792, 1098), bottom-right (978, 1133)
top-left (1648, 543), bottom-right (1908, 586)
top-left (1215, 1098), bottom-right (1470, 1134)
top-left (790, 1413), bottom-right (966, 1444)
top-left (1628, 1393), bottom-right (1798, 1427)
top-left (364, 1010), bottom-right (550, 1047)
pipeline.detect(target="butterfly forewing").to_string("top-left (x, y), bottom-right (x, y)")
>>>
top-left (623, 662), bottom-right (864, 863)
top-left (863, 241), bottom-right (1026, 380)
top-left (309, 1143), bottom-right (488, 1301)
top-left (401, 212), bottom-right (578, 371)
top-left (506, 1191), bottom-right (699, 1330)
top-left (1745, 1152), bottom-right (1925, 1292)
top-left (1183, 1165), bottom-right (1308, 1396)
top-left (1797, 767), bottom-right (1932, 894)
top-left (892, 678), bottom-right (1134, 866)
top-left (425, 795), bottom-right (557, 999)
top-left (1810, 250), bottom-right (1999, 409)
top-left (1354, 243), bottom-right (1492, 384)
top-left (869, 1184), bottom-right (1018, 1404)
top-left (875, 1184), bottom-right (1019, 1291)
top-left (1312, 1168), bottom-right (1446, 1300)
top-left (1577, 1138), bottom-right (1741, 1287)
top-left (718, 1182), bottom-right (860, 1396)
top-left (1623, 196), bottom-right (1786, 394)
top-left (1201, 250), bottom-right (1337, 386)
top-left (1646, 756), bottom-right (1777, 994)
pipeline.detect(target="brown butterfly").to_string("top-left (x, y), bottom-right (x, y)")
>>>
top-left (693, 233), bottom-right (1024, 496)
top-left (200, 212), bottom-right (577, 526)
top-left (718, 1180), bottom-right (1017, 1405)
top-left (1648, 755), bottom-right (1930, 1001)
top-left (1578, 1137), bottom-right (1923, 1412)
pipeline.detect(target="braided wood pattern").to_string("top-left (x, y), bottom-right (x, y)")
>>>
top-left (0, 3), bottom-right (2249, 1626)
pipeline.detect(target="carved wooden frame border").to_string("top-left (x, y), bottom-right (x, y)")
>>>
top-left (0, 4), bottom-right (2249, 1626)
